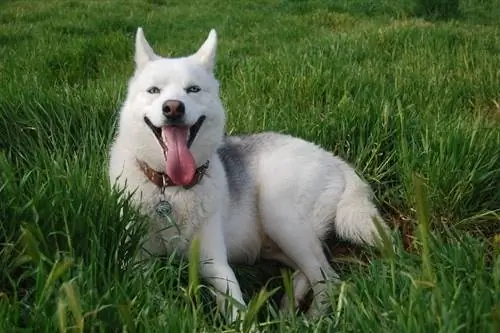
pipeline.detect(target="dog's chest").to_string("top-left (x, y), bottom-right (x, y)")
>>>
top-left (141, 187), bottom-right (215, 255)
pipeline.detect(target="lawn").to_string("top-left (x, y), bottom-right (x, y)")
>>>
top-left (0, 0), bottom-right (499, 332)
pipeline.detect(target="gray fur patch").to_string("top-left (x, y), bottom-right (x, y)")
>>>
top-left (216, 132), bottom-right (282, 202)
top-left (217, 138), bottom-right (249, 202)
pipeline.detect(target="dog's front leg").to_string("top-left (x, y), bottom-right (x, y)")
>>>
top-left (198, 214), bottom-right (245, 323)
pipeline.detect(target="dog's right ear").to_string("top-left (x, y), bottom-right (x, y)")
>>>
top-left (135, 27), bottom-right (158, 71)
top-left (192, 29), bottom-right (217, 72)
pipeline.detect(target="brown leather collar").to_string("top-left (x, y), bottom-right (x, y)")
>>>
top-left (136, 159), bottom-right (209, 190)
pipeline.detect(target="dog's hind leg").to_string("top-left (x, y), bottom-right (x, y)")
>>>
top-left (260, 249), bottom-right (311, 312)
top-left (279, 270), bottom-right (310, 312)
top-left (261, 208), bottom-right (340, 316)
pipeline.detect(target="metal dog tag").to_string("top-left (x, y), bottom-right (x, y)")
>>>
top-left (155, 199), bottom-right (172, 218)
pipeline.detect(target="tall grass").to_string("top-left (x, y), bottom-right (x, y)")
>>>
top-left (1, 0), bottom-right (499, 331)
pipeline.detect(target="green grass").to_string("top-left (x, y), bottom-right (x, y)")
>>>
top-left (1, 0), bottom-right (499, 331)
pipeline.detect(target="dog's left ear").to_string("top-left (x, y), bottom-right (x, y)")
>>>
top-left (193, 29), bottom-right (217, 72)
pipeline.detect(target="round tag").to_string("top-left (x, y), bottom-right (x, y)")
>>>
top-left (155, 200), bottom-right (172, 218)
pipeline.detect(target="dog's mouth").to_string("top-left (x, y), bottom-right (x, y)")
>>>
top-left (144, 115), bottom-right (206, 186)
top-left (144, 116), bottom-right (205, 149)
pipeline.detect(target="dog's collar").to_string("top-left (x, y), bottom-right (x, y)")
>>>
top-left (136, 159), bottom-right (209, 190)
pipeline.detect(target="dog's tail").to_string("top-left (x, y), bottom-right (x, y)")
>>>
top-left (334, 163), bottom-right (388, 246)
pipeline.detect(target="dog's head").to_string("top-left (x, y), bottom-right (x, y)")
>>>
top-left (118, 28), bottom-right (226, 186)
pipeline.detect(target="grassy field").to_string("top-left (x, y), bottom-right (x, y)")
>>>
top-left (1, 0), bottom-right (499, 332)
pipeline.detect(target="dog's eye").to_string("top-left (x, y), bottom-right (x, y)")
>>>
top-left (147, 86), bottom-right (161, 94)
top-left (185, 85), bottom-right (201, 93)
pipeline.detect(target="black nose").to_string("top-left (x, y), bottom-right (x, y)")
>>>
top-left (162, 100), bottom-right (185, 121)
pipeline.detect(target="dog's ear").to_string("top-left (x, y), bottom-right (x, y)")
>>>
top-left (135, 27), bottom-right (158, 71)
top-left (193, 29), bottom-right (217, 72)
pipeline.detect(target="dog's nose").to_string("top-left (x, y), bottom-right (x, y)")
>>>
top-left (162, 100), bottom-right (185, 120)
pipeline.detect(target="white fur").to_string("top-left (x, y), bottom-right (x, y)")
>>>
top-left (109, 28), bottom-right (389, 322)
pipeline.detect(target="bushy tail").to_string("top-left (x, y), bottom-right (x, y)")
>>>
top-left (335, 163), bottom-right (389, 246)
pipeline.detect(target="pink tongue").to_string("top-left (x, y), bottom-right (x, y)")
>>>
top-left (161, 126), bottom-right (196, 186)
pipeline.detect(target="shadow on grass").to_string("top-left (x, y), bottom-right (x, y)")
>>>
top-left (0, 33), bottom-right (31, 47)
top-left (414, 0), bottom-right (461, 21)
top-left (279, 0), bottom-right (414, 18)
top-left (280, 0), bottom-right (465, 22)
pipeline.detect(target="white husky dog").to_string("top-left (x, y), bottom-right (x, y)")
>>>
top-left (109, 28), bottom-right (388, 321)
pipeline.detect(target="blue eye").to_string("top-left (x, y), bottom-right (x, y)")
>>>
top-left (185, 85), bottom-right (201, 93)
top-left (147, 86), bottom-right (161, 94)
